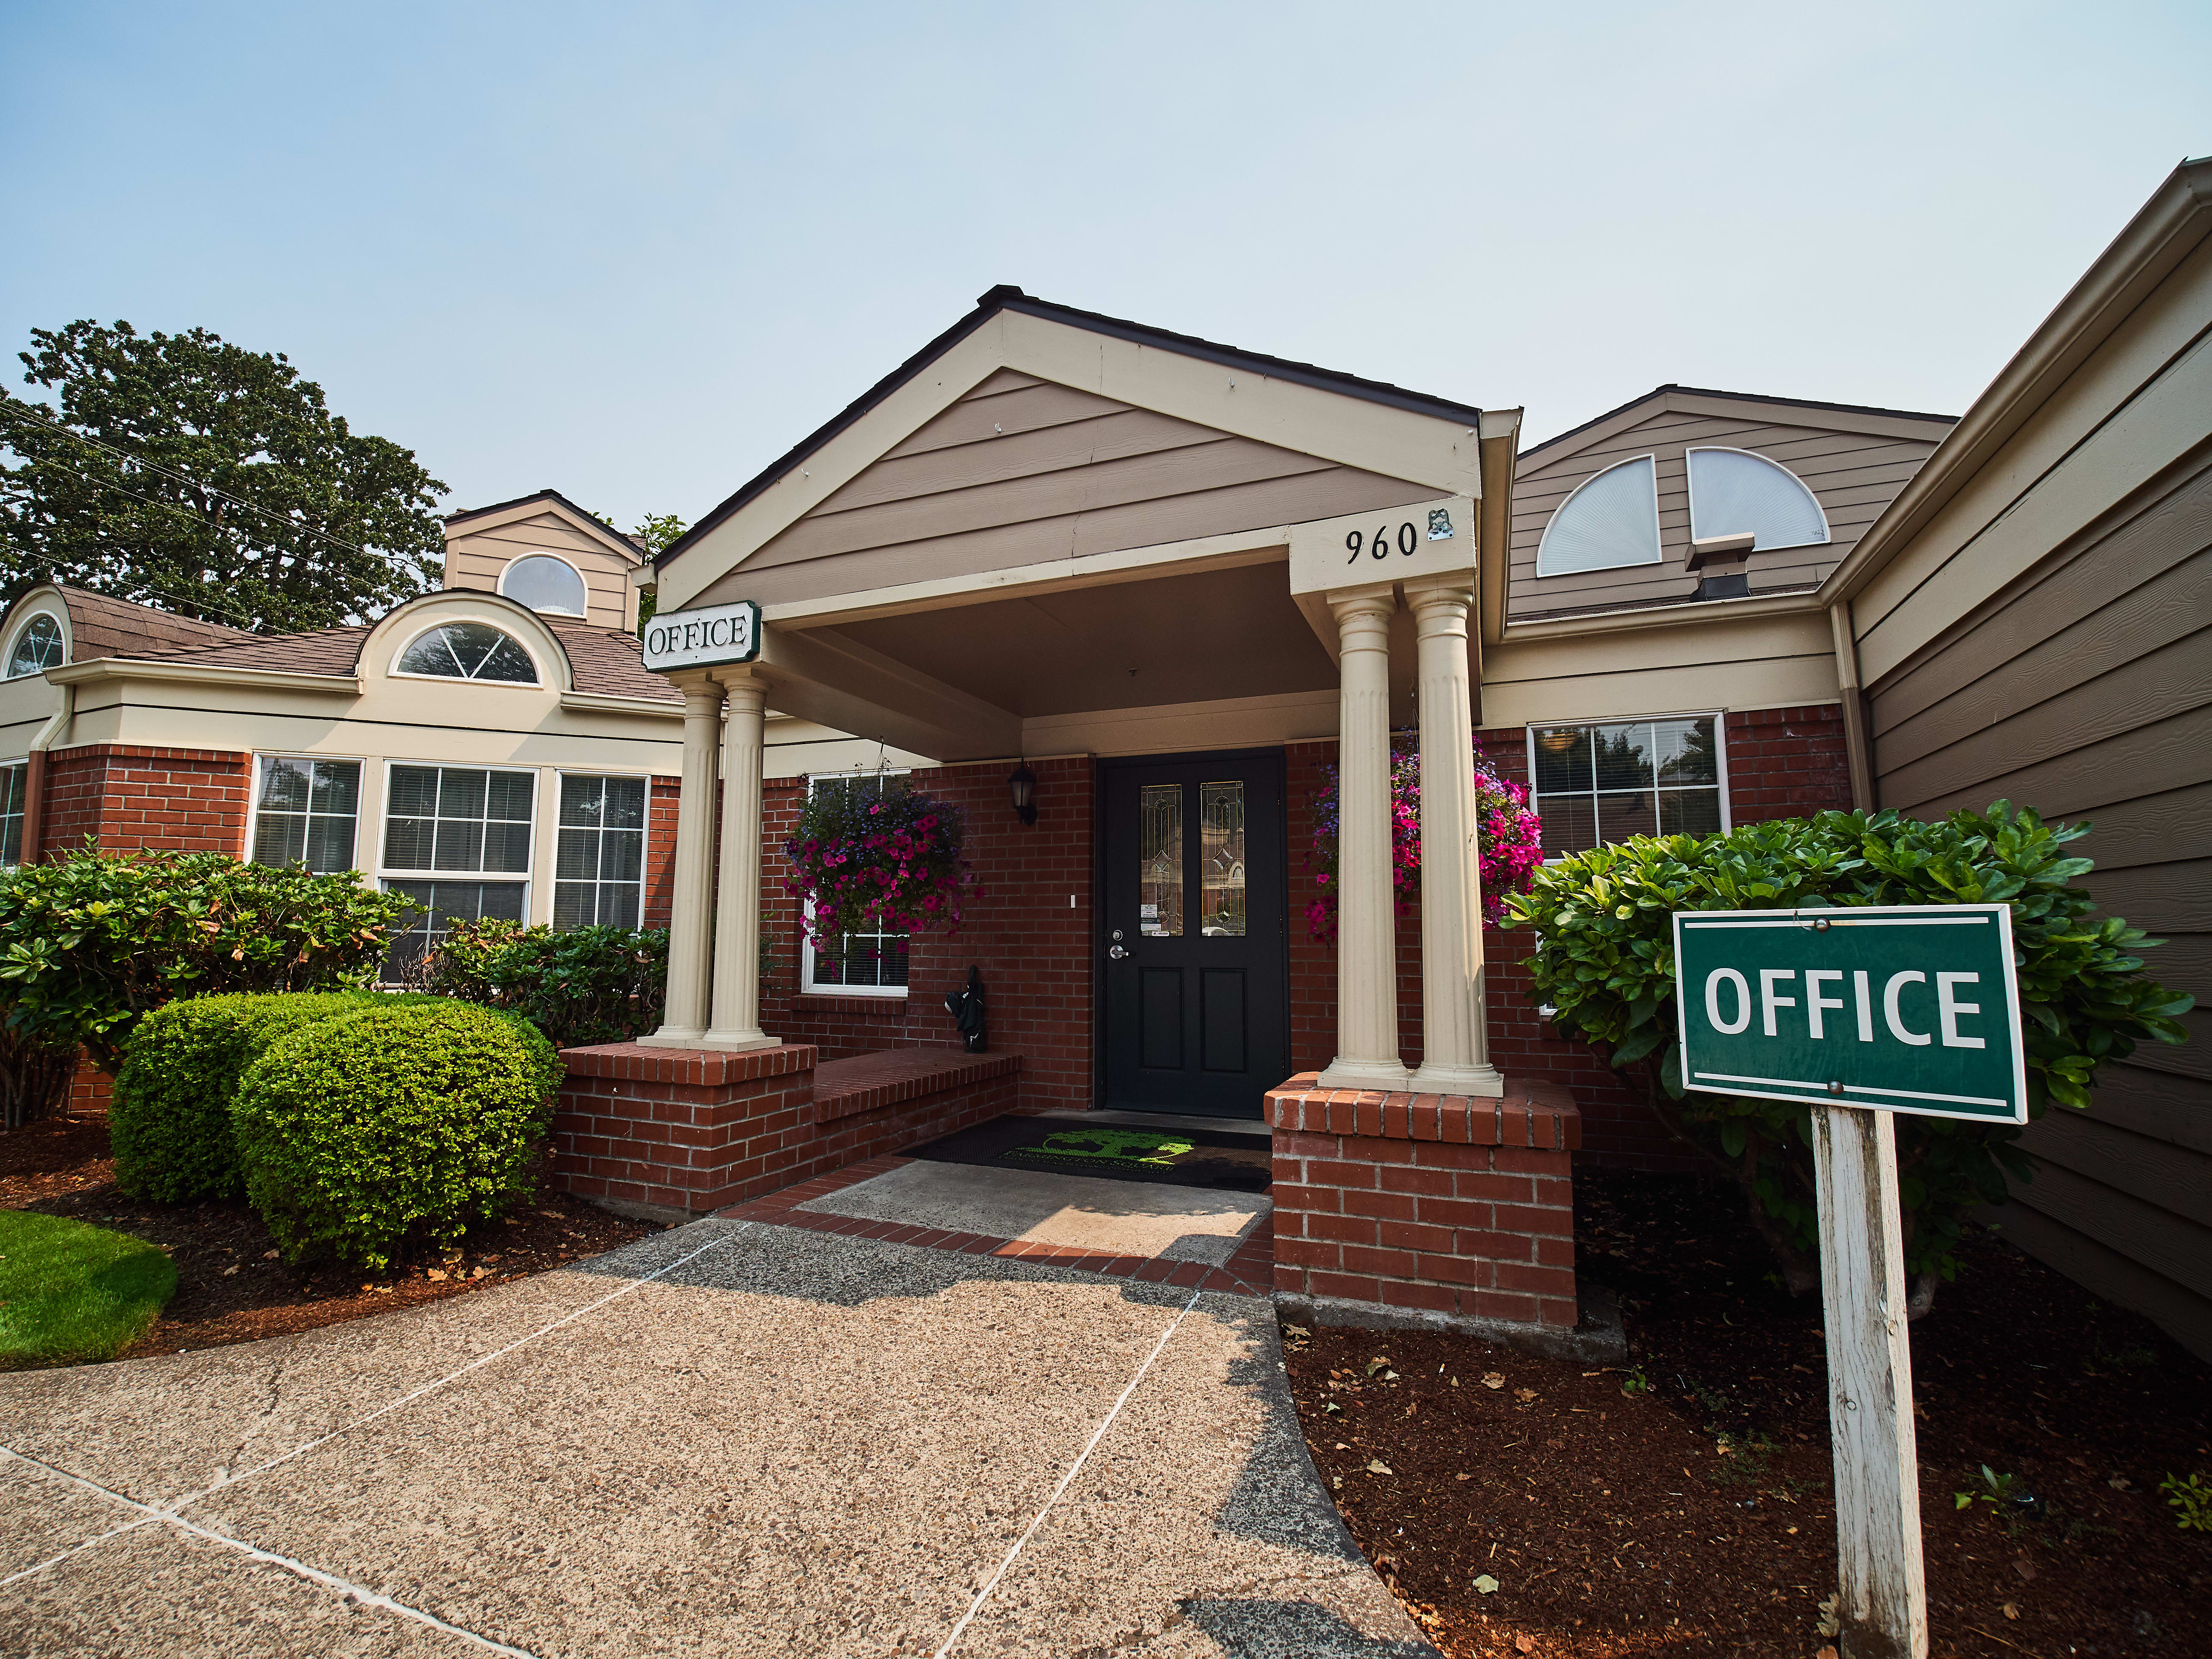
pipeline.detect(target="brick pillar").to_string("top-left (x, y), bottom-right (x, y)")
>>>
top-left (1265, 1074), bottom-right (1604, 1359)
top-left (551, 1042), bottom-right (818, 1220)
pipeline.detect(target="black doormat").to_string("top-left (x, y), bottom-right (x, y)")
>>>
top-left (902, 1117), bottom-right (1272, 1193)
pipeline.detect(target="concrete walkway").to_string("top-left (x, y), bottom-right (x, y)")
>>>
top-left (0, 1215), bottom-right (1435, 1657)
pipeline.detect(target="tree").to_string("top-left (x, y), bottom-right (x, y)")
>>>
top-left (0, 320), bottom-right (447, 632)
top-left (590, 509), bottom-right (685, 634)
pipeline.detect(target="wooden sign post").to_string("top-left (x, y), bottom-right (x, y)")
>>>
top-left (1673, 904), bottom-right (2030, 1659)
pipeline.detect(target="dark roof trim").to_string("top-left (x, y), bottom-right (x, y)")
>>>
top-left (444, 489), bottom-right (642, 562)
top-left (656, 285), bottom-right (1491, 572)
top-left (1520, 384), bottom-right (1959, 463)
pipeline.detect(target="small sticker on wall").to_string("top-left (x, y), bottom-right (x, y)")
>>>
top-left (1141, 904), bottom-right (1158, 918)
top-left (1427, 508), bottom-right (1455, 541)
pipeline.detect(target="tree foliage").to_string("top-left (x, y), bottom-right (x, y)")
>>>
top-left (0, 320), bottom-right (445, 631)
top-left (417, 918), bottom-right (671, 1050)
top-left (1503, 803), bottom-right (2192, 1297)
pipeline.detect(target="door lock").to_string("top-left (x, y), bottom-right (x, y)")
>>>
top-left (1108, 944), bottom-right (1128, 960)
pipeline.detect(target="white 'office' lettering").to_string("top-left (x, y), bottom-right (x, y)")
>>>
top-left (1854, 969), bottom-right (1874, 1041)
top-left (1806, 969), bottom-right (1845, 1039)
top-left (1884, 971), bottom-right (1931, 1046)
top-left (1937, 973), bottom-right (1986, 1048)
top-left (1706, 968), bottom-right (1751, 1034)
top-left (1759, 969), bottom-right (1796, 1037)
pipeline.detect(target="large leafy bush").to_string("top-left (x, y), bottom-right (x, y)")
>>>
top-left (111, 991), bottom-right (371, 1202)
top-left (233, 1000), bottom-right (560, 1270)
top-left (1505, 803), bottom-right (2191, 1296)
top-left (417, 919), bottom-right (671, 1049)
top-left (0, 847), bottom-right (414, 1087)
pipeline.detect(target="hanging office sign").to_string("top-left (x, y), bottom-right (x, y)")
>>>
top-left (642, 600), bottom-right (762, 673)
top-left (1673, 903), bottom-right (2028, 1123)
top-left (1287, 496), bottom-right (1475, 596)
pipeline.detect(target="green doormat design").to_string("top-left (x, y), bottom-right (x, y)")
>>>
top-left (903, 1117), bottom-right (1272, 1192)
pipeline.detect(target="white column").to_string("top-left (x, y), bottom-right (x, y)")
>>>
top-left (639, 675), bottom-right (722, 1048)
top-left (1407, 579), bottom-right (1505, 1097)
top-left (702, 669), bottom-right (777, 1052)
top-left (1318, 588), bottom-right (1410, 1092)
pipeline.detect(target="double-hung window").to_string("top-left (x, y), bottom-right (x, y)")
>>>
top-left (0, 762), bottom-right (26, 866)
top-left (800, 770), bottom-right (909, 997)
top-left (379, 763), bottom-right (535, 977)
top-left (554, 774), bottom-right (647, 928)
top-left (250, 757), bottom-right (363, 873)
top-left (1527, 714), bottom-right (1725, 860)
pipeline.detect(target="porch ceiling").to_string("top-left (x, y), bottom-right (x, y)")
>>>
top-left (813, 560), bottom-right (1336, 720)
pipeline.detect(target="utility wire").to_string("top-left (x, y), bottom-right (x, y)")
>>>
top-left (0, 534), bottom-right (267, 634)
top-left (0, 398), bottom-right (434, 574)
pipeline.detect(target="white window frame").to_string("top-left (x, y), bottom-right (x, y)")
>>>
top-left (1523, 710), bottom-right (1732, 863)
top-left (0, 759), bottom-right (27, 867)
top-left (374, 759), bottom-right (539, 969)
top-left (4, 604), bottom-right (69, 680)
top-left (1534, 453), bottom-right (1663, 577)
top-left (498, 552), bottom-right (591, 618)
top-left (388, 619), bottom-right (546, 687)
top-left (1684, 446), bottom-right (1831, 553)
top-left (798, 768), bottom-right (911, 1000)
top-left (550, 768), bottom-right (652, 930)
top-left (245, 753), bottom-right (367, 875)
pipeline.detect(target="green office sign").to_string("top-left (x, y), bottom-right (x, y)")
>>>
top-left (1673, 903), bottom-right (2028, 1123)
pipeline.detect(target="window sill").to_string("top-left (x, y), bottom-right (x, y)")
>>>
top-left (794, 992), bottom-right (911, 1015)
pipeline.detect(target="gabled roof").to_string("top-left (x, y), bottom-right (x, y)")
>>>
top-left (1520, 384), bottom-right (1957, 466)
top-left (445, 489), bottom-right (646, 562)
top-left (658, 285), bottom-right (1495, 570)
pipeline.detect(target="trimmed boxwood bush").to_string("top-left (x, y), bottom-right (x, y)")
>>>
top-left (233, 1000), bottom-right (561, 1270)
top-left (111, 992), bottom-right (373, 1202)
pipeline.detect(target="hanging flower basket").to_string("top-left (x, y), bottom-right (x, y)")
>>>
top-left (1306, 738), bottom-right (1543, 942)
top-left (784, 776), bottom-right (975, 956)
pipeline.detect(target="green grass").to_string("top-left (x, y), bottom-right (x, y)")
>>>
top-left (0, 1211), bottom-right (178, 1368)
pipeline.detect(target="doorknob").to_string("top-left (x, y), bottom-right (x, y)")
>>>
top-left (1108, 944), bottom-right (1128, 960)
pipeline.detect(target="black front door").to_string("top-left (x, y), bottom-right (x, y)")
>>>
top-left (1100, 751), bottom-right (1287, 1119)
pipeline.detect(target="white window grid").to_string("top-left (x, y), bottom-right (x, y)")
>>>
top-left (245, 754), bottom-right (365, 876)
top-left (799, 769), bottom-right (911, 999)
top-left (388, 619), bottom-right (545, 686)
top-left (0, 760), bottom-right (26, 866)
top-left (1523, 711), bottom-right (1732, 863)
top-left (552, 770), bottom-right (651, 930)
top-left (375, 760), bottom-right (538, 976)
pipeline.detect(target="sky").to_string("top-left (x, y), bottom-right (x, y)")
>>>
top-left (3, 1), bottom-right (2207, 538)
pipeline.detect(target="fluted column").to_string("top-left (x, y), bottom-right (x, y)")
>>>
top-left (639, 675), bottom-right (723, 1048)
top-left (1407, 579), bottom-right (1505, 1096)
top-left (702, 669), bottom-right (776, 1051)
top-left (1318, 588), bottom-right (1410, 1091)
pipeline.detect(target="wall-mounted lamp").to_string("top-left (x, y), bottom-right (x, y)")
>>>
top-left (1008, 761), bottom-right (1037, 826)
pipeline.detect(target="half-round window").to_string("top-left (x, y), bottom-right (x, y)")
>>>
top-left (395, 622), bottom-right (540, 684)
top-left (6, 614), bottom-right (64, 679)
top-left (1535, 455), bottom-right (1662, 576)
top-left (499, 555), bottom-right (588, 617)
top-left (1687, 448), bottom-right (1829, 550)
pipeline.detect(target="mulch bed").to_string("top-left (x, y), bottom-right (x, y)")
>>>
top-left (0, 1113), bottom-right (656, 1363)
top-left (1286, 1170), bottom-right (2211, 1658)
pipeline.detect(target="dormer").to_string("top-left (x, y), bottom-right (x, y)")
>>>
top-left (441, 489), bottom-right (649, 631)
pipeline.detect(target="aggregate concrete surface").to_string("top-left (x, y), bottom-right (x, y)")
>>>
top-left (0, 1218), bottom-right (1437, 1658)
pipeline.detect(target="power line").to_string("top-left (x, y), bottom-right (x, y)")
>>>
top-left (0, 538), bottom-right (265, 633)
top-left (0, 399), bottom-right (434, 575)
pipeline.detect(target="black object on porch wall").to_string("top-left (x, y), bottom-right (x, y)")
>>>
top-left (1097, 750), bottom-right (1288, 1119)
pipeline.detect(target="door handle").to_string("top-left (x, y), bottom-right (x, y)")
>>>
top-left (1108, 944), bottom-right (1128, 960)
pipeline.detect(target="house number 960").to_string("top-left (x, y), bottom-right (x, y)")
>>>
top-left (1346, 521), bottom-right (1421, 563)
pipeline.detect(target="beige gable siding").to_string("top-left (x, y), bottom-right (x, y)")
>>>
top-left (700, 372), bottom-right (1441, 608)
top-left (446, 511), bottom-right (636, 629)
top-left (1867, 449), bottom-right (2212, 1362)
top-left (1509, 407), bottom-right (1944, 621)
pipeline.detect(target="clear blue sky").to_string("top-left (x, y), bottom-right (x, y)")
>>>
top-left (3, 2), bottom-right (2206, 536)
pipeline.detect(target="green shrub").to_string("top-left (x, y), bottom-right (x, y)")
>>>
top-left (0, 847), bottom-right (416, 1110)
top-left (0, 1211), bottom-right (177, 1367)
top-left (1504, 803), bottom-right (2192, 1295)
top-left (110, 992), bottom-right (370, 1202)
top-left (419, 918), bottom-right (672, 1049)
top-left (233, 1000), bottom-right (561, 1269)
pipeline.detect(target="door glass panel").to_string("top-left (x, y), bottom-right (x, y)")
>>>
top-left (1138, 783), bottom-right (1183, 937)
top-left (1199, 780), bottom-right (1246, 937)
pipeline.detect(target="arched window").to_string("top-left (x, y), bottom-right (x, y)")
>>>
top-left (1535, 456), bottom-right (1662, 576)
top-left (1687, 448), bottom-right (1829, 550)
top-left (499, 555), bottom-right (588, 617)
top-left (6, 614), bottom-right (64, 679)
top-left (395, 622), bottom-right (540, 684)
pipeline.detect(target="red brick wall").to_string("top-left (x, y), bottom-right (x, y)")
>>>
top-left (35, 744), bottom-right (250, 859)
top-left (761, 757), bottom-right (1095, 1112)
top-left (1287, 708), bottom-right (1852, 1171)
top-left (642, 773), bottom-right (681, 928)
top-left (1266, 1077), bottom-right (1580, 1330)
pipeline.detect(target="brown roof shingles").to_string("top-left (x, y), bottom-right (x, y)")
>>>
top-left (59, 585), bottom-right (257, 660)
